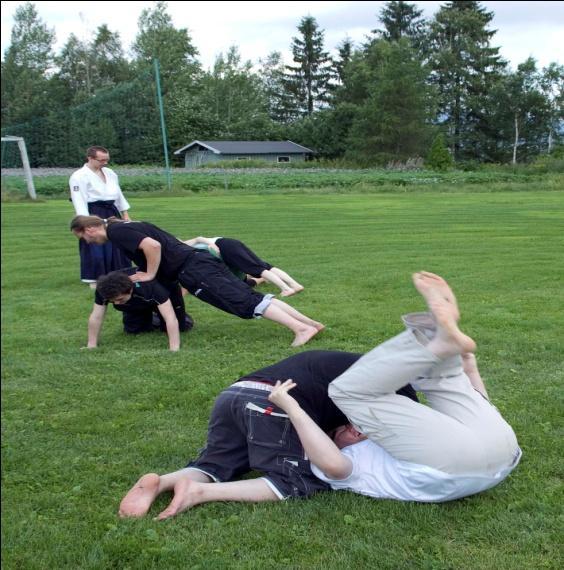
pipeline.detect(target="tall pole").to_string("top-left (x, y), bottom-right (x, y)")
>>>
top-left (154, 59), bottom-right (172, 191)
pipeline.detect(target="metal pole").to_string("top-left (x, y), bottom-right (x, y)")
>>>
top-left (154, 59), bottom-right (172, 191)
top-left (11, 137), bottom-right (36, 200)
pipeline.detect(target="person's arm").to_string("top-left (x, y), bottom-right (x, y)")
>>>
top-left (86, 303), bottom-right (107, 348)
top-left (183, 236), bottom-right (220, 254)
top-left (121, 210), bottom-right (130, 221)
top-left (69, 173), bottom-right (89, 216)
top-left (156, 299), bottom-right (181, 352)
top-left (112, 171), bottom-right (131, 219)
top-left (268, 380), bottom-right (353, 480)
top-left (129, 237), bottom-right (161, 282)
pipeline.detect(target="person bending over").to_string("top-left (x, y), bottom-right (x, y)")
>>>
top-left (268, 271), bottom-right (521, 503)
top-left (70, 216), bottom-right (323, 347)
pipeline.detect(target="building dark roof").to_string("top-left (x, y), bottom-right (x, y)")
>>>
top-left (174, 140), bottom-right (314, 155)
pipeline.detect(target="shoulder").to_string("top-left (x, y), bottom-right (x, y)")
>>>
top-left (70, 166), bottom-right (87, 181)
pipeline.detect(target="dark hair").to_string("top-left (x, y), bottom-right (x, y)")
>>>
top-left (86, 146), bottom-right (109, 158)
top-left (96, 271), bottom-right (134, 300)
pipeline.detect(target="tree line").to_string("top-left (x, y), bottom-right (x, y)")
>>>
top-left (1, 1), bottom-right (562, 167)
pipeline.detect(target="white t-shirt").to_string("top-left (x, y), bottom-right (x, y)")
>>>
top-left (69, 164), bottom-right (130, 216)
top-left (311, 439), bottom-right (521, 503)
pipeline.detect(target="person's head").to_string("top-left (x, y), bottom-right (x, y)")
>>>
top-left (96, 271), bottom-right (134, 304)
top-left (86, 145), bottom-right (110, 167)
top-left (331, 424), bottom-right (367, 449)
top-left (70, 215), bottom-right (108, 244)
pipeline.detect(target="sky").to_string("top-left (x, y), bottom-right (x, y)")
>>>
top-left (1, 1), bottom-right (563, 71)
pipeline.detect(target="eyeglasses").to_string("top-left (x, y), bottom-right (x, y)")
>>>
top-left (92, 156), bottom-right (110, 163)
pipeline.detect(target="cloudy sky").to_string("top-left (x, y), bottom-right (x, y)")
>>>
top-left (1, 1), bottom-right (563, 70)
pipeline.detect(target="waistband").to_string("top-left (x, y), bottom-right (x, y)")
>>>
top-left (231, 380), bottom-right (274, 392)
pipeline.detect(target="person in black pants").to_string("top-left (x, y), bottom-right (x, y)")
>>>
top-left (117, 350), bottom-right (418, 519)
top-left (70, 216), bottom-right (324, 347)
top-left (86, 268), bottom-right (193, 352)
top-left (183, 236), bottom-right (303, 296)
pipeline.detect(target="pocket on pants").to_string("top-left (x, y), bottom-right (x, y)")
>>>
top-left (245, 402), bottom-right (290, 447)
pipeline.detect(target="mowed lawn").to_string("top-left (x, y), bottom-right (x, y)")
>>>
top-left (2, 190), bottom-right (563, 569)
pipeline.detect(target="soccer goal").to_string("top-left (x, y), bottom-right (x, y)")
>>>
top-left (1, 135), bottom-right (37, 199)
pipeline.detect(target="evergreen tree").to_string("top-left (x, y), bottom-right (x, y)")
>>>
top-left (259, 51), bottom-right (295, 123)
top-left (334, 37), bottom-right (354, 84)
top-left (426, 133), bottom-right (453, 170)
top-left (284, 16), bottom-right (335, 117)
top-left (427, 1), bottom-right (507, 161)
top-left (91, 25), bottom-right (131, 88)
top-left (372, 1), bottom-right (425, 43)
top-left (345, 39), bottom-right (435, 165)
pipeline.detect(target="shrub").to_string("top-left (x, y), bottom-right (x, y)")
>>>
top-left (426, 134), bottom-right (453, 171)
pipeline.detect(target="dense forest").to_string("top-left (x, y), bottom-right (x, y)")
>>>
top-left (1, 1), bottom-right (562, 167)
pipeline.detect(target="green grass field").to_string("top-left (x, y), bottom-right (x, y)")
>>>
top-left (2, 189), bottom-right (563, 569)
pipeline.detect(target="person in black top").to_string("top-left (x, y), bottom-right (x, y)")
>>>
top-left (87, 268), bottom-right (193, 352)
top-left (118, 350), bottom-right (417, 519)
top-left (70, 216), bottom-right (324, 347)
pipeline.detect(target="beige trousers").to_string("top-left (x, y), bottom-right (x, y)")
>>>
top-left (328, 330), bottom-right (519, 475)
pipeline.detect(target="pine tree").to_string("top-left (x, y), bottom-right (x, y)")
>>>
top-left (284, 16), bottom-right (335, 117)
top-left (426, 133), bottom-right (453, 170)
top-left (427, 1), bottom-right (507, 161)
top-left (372, 1), bottom-right (425, 43)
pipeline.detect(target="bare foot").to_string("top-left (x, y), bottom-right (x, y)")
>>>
top-left (313, 321), bottom-right (325, 332)
top-left (413, 273), bottom-right (476, 357)
top-left (417, 271), bottom-right (460, 320)
top-left (291, 284), bottom-right (304, 294)
top-left (291, 325), bottom-right (321, 347)
top-left (280, 288), bottom-right (297, 297)
top-left (156, 478), bottom-right (202, 521)
top-left (118, 473), bottom-right (161, 518)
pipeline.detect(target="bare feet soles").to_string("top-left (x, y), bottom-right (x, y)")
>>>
top-left (118, 473), bottom-right (161, 518)
top-left (413, 272), bottom-right (476, 356)
top-left (417, 271), bottom-right (460, 320)
top-left (291, 325), bottom-right (322, 347)
top-left (280, 285), bottom-right (304, 297)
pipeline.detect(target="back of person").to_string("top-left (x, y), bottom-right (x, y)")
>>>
top-left (238, 351), bottom-right (364, 432)
top-left (107, 220), bottom-right (194, 281)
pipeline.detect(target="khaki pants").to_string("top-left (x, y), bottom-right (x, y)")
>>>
top-left (328, 330), bottom-right (519, 475)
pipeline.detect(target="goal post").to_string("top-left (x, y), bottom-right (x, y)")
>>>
top-left (1, 135), bottom-right (37, 199)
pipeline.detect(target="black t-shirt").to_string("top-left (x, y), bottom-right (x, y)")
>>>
top-left (95, 278), bottom-right (170, 313)
top-left (238, 350), bottom-right (417, 433)
top-left (107, 221), bottom-right (194, 281)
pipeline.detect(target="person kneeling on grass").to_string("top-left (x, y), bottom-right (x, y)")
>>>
top-left (269, 271), bottom-right (522, 503)
top-left (183, 236), bottom-right (303, 296)
top-left (87, 268), bottom-right (194, 352)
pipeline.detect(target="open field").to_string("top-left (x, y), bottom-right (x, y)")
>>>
top-left (2, 189), bottom-right (563, 569)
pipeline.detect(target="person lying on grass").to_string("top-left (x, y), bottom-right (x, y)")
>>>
top-left (183, 236), bottom-right (302, 296)
top-left (118, 351), bottom-right (418, 519)
top-left (268, 271), bottom-right (522, 503)
top-left (71, 215), bottom-right (322, 347)
top-left (86, 268), bottom-right (193, 352)
top-left (119, 272), bottom-right (520, 518)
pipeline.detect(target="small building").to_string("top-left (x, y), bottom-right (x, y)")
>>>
top-left (173, 140), bottom-right (314, 168)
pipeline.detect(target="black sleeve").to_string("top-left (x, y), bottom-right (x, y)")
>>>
top-left (94, 290), bottom-right (107, 306)
top-left (107, 223), bottom-right (146, 256)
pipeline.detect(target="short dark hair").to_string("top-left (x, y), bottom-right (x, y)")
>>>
top-left (86, 146), bottom-right (109, 158)
top-left (96, 271), bottom-right (134, 300)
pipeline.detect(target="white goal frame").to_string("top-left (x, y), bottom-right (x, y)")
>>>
top-left (1, 135), bottom-right (37, 199)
